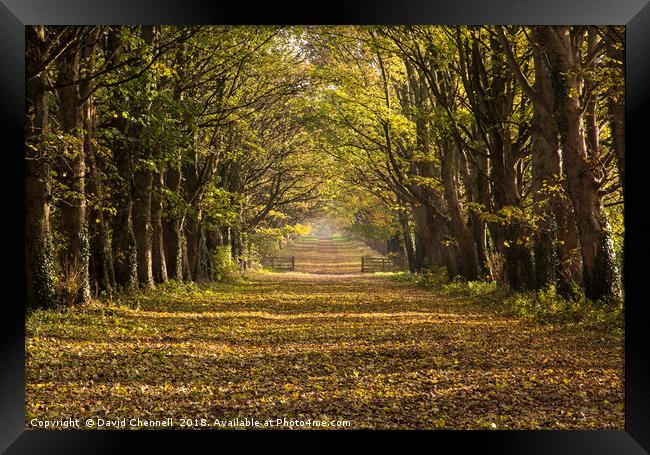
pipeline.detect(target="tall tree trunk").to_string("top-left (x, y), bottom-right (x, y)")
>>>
top-left (459, 145), bottom-right (490, 278)
top-left (530, 42), bottom-right (582, 292)
top-left (151, 172), bottom-right (168, 283)
top-left (112, 147), bottom-right (137, 290)
top-left (459, 35), bottom-right (533, 290)
top-left (398, 210), bottom-right (416, 273)
top-left (81, 27), bottom-right (115, 297)
top-left (108, 29), bottom-right (137, 291)
top-left (185, 213), bottom-right (201, 280)
top-left (25, 26), bottom-right (56, 309)
top-left (133, 166), bottom-right (154, 287)
top-left (489, 136), bottom-right (534, 291)
top-left (162, 166), bottom-right (183, 281)
top-left (413, 202), bottom-right (449, 272)
top-left (441, 140), bottom-right (480, 280)
top-left (56, 41), bottom-right (91, 304)
top-left (132, 26), bottom-right (156, 288)
top-left (541, 26), bottom-right (621, 300)
top-left (605, 26), bottom-right (625, 193)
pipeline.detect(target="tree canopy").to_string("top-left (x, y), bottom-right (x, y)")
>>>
top-left (25, 25), bottom-right (624, 308)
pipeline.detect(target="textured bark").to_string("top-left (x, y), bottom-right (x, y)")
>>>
top-left (185, 214), bottom-right (201, 281)
top-left (459, 35), bottom-right (533, 290)
top-left (605, 27), bottom-right (625, 192)
top-left (25, 26), bottom-right (56, 309)
top-left (133, 168), bottom-right (154, 287)
top-left (56, 42), bottom-right (91, 304)
top-left (112, 148), bottom-right (137, 290)
top-left (608, 94), bottom-right (625, 192)
top-left (413, 200), bottom-right (455, 276)
top-left (162, 166), bottom-right (183, 281)
top-left (182, 234), bottom-right (191, 281)
top-left (151, 172), bottom-right (168, 283)
top-left (414, 229), bottom-right (426, 271)
top-left (414, 206), bottom-right (437, 269)
top-left (441, 141), bottom-right (480, 280)
top-left (131, 26), bottom-right (156, 288)
top-left (530, 41), bottom-right (582, 292)
top-left (398, 211), bottom-right (417, 273)
top-left (459, 145), bottom-right (490, 278)
top-left (80, 28), bottom-right (115, 297)
top-left (488, 134), bottom-right (534, 291)
top-left (108, 30), bottom-right (137, 291)
top-left (541, 26), bottom-right (621, 300)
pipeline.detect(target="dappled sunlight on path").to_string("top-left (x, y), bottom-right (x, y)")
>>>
top-left (26, 271), bottom-right (623, 429)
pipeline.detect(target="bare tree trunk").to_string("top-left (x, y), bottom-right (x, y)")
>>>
top-left (398, 210), bottom-right (416, 273)
top-left (132, 26), bottom-right (156, 288)
top-left (414, 201), bottom-right (444, 271)
top-left (162, 166), bottom-right (183, 281)
top-left (25, 26), bottom-right (56, 309)
top-left (112, 147), bottom-right (137, 290)
top-left (151, 172), bottom-right (168, 283)
top-left (489, 136), bottom-right (534, 291)
top-left (56, 41), bottom-right (91, 304)
top-left (530, 42), bottom-right (582, 292)
top-left (133, 166), bottom-right (154, 287)
top-left (185, 213), bottom-right (201, 280)
top-left (441, 140), bottom-right (479, 280)
top-left (81, 28), bottom-right (114, 297)
top-left (459, 146), bottom-right (490, 278)
top-left (108, 29), bottom-right (137, 291)
top-left (541, 26), bottom-right (621, 300)
top-left (605, 26), bottom-right (625, 192)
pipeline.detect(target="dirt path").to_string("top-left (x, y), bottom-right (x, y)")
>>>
top-left (26, 239), bottom-right (624, 429)
top-left (285, 236), bottom-right (383, 274)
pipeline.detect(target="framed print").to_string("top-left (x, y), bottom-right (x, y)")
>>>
top-left (2, 0), bottom-right (650, 453)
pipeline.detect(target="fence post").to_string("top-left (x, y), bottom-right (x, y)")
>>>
top-left (271, 257), bottom-right (274, 269)
top-left (292, 256), bottom-right (295, 271)
top-left (361, 256), bottom-right (364, 272)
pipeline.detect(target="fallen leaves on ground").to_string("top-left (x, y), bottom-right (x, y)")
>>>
top-left (25, 239), bottom-right (623, 429)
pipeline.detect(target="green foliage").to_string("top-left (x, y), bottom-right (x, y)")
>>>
top-left (418, 266), bottom-right (450, 289)
top-left (389, 267), bottom-right (450, 289)
top-left (604, 201), bottom-right (624, 276)
top-left (31, 233), bottom-right (56, 309)
top-left (439, 278), bottom-right (622, 334)
top-left (501, 286), bottom-right (623, 334)
top-left (394, 269), bottom-right (622, 334)
top-left (211, 246), bottom-right (240, 282)
top-left (442, 279), bottom-right (499, 299)
top-left (381, 271), bottom-right (417, 283)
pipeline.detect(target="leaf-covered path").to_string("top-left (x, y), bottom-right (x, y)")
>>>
top-left (26, 239), bottom-right (623, 429)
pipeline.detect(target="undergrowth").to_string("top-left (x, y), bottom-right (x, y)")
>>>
top-left (388, 270), bottom-right (624, 334)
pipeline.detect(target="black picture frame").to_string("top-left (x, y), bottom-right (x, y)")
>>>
top-left (2, 0), bottom-right (649, 452)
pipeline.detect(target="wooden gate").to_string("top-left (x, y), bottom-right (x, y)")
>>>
top-left (361, 256), bottom-right (394, 272)
top-left (262, 256), bottom-right (295, 271)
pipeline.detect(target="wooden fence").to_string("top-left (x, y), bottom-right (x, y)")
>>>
top-left (361, 256), bottom-right (395, 273)
top-left (262, 256), bottom-right (295, 271)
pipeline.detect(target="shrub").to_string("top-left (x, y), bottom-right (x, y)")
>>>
top-left (211, 246), bottom-right (239, 282)
top-left (56, 260), bottom-right (85, 306)
top-left (418, 266), bottom-right (450, 289)
top-left (442, 278), bottom-right (498, 297)
top-left (380, 271), bottom-right (415, 282)
top-left (501, 285), bottom-right (623, 333)
top-left (394, 269), bottom-right (622, 334)
top-left (389, 267), bottom-right (450, 289)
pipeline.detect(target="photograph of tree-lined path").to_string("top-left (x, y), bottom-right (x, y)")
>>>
top-left (26, 25), bottom-right (624, 429)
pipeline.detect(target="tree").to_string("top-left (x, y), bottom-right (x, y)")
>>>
top-left (539, 26), bottom-right (621, 300)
